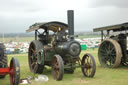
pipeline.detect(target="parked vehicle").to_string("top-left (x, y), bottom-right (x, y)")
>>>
top-left (27, 10), bottom-right (96, 80)
top-left (94, 23), bottom-right (128, 68)
top-left (0, 42), bottom-right (20, 85)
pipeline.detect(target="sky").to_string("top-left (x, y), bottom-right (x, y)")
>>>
top-left (0, 0), bottom-right (128, 33)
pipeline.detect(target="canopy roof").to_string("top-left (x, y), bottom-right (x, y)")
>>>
top-left (93, 23), bottom-right (128, 32)
top-left (26, 21), bottom-right (68, 32)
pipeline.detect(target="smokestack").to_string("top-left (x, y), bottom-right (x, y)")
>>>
top-left (67, 10), bottom-right (74, 35)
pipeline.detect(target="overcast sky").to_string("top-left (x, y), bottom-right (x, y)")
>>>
top-left (0, 0), bottom-right (128, 33)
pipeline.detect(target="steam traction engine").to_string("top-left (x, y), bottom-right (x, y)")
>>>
top-left (0, 42), bottom-right (20, 85)
top-left (94, 23), bottom-right (128, 68)
top-left (27, 10), bottom-right (96, 80)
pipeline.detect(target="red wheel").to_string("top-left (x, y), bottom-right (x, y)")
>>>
top-left (9, 57), bottom-right (20, 85)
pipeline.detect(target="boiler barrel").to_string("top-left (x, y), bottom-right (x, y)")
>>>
top-left (55, 40), bottom-right (81, 57)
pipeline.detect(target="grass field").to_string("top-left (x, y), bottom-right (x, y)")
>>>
top-left (0, 35), bottom-right (100, 43)
top-left (0, 49), bottom-right (128, 85)
top-left (0, 37), bottom-right (34, 43)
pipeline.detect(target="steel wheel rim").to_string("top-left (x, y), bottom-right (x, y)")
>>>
top-left (10, 61), bottom-right (15, 85)
top-left (99, 41), bottom-right (116, 67)
top-left (28, 43), bottom-right (38, 72)
top-left (9, 57), bottom-right (20, 85)
top-left (51, 55), bottom-right (64, 80)
top-left (52, 58), bottom-right (61, 79)
top-left (81, 54), bottom-right (95, 77)
top-left (98, 39), bottom-right (122, 68)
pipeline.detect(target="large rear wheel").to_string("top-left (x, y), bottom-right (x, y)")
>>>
top-left (98, 39), bottom-right (122, 68)
top-left (28, 40), bottom-right (44, 74)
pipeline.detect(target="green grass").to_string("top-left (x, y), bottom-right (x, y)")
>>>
top-left (0, 49), bottom-right (128, 85)
top-left (0, 37), bottom-right (34, 43)
top-left (0, 35), bottom-right (100, 43)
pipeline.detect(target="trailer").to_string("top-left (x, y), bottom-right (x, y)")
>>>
top-left (0, 43), bottom-right (20, 85)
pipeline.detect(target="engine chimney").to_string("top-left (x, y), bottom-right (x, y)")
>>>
top-left (67, 10), bottom-right (74, 35)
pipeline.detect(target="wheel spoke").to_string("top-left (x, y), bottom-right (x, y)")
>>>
top-left (104, 43), bottom-right (109, 52)
top-left (31, 62), bottom-right (36, 68)
top-left (85, 69), bottom-right (88, 75)
top-left (87, 57), bottom-right (89, 64)
top-left (90, 59), bottom-right (92, 65)
top-left (31, 48), bottom-right (36, 54)
top-left (100, 49), bottom-right (107, 53)
top-left (55, 71), bottom-right (58, 78)
top-left (108, 43), bottom-right (111, 52)
top-left (110, 47), bottom-right (114, 53)
top-left (29, 45), bottom-right (38, 72)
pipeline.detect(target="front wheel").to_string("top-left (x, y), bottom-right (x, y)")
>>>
top-left (51, 55), bottom-right (64, 80)
top-left (81, 53), bottom-right (96, 77)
